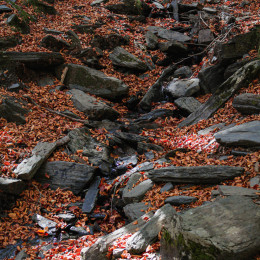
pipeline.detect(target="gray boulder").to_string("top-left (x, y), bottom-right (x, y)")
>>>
top-left (57, 64), bottom-right (129, 100)
top-left (161, 196), bottom-right (260, 259)
top-left (109, 47), bottom-right (148, 71)
top-left (148, 165), bottom-right (244, 184)
top-left (0, 35), bottom-right (21, 50)
top-left (173, 66), bottom-right (192, 79)
top-left (40, 35), bottom-right (70, 52)
top-left (164, 78), bottom-right (200, 99)
top-left (123, 202), bottom-right (151, 221)
top-left (35, 161), bottom-right (95, 195)
top-left (178, 60), bottom-right (260, 127)
top-left (6, 14), bottom-right (30, 34)
top-left (233, 93), bottom-right (260, 114)
top-left (214, 121), bottom-right (260, 147)
top-left (174, 97), bottom-right (202, 115)
top-left (0, 96), bottom-right (29, 124)
top-left (198, 29), bottom-right (214, 44)
top-left (69, 89), bottom-right (119, 120)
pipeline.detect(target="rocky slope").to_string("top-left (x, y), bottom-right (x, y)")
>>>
top-left (0, 0), bottom-right (259, 259)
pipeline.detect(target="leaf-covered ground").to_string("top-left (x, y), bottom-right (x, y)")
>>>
top-left (0, 0), bottom-right (259, 259)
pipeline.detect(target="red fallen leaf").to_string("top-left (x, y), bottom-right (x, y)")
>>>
top-left (45, 173), bottom-right (50, 179)
top-left (4, 161), bottom-right (10, 166)
top-left (42, 183), bottom-right (50, 189)
top-left (69, 206), bottom-right (79, 212)
top-left (36, 230), bottom-right (49, 237)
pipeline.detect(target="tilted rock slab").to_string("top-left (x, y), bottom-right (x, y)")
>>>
top-left (125, 204), bottom-right (176, 254)
top-left (232, 93), bottom-right (260, 114)
top-left (178, 60), bottom-right (260, 127)
top-left (14, 136), bottom-right (70, 180)
top-left (161, 196), bottom-right (260, 259)
top-left (57, 64), bottom-right (129, 100)
top-left (81, 211), bottom-right (154, 260)
top-left (214, 121), bottom-right (260, 147)
top-left (0, 177), bottom-right (26, 195)
top-left (147, 165), bottom-right (244, 184)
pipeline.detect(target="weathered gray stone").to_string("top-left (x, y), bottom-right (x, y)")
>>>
top-left (56, 64), bottom-right (129, 100)
top-left (233, 93), bottom-right (260, 114)
top-left (125, 204), bottom-right (177, 254)
top-left (35, 161), bottom-right (95, 195)
top-left (81, 211), bottom-right (155, 260)
top-left (123, 202), bottom-right (151, 221)
top-left (198, 123), bottom-right (225, 135)
top-left (32, 214), bottom-right (57, 229)
top-left (165, 196), bottom-right (197, 206)
top-left (0, 177), bottom-right (26, 195)
top-left (174, 97), bottom-right (202, 115)
top-left (56, 213), bottom-right (76, 222)
top-left (134, 109), bottom-right (174, 123)
top-left (148, 165), bottom-right (244, 184)
top-left (41, 35), bottom-right (70, 52)
top-left (165, 78), bottom-right (200, 99)
top-left (148, 26), bottom-right (191, 42)
top-left (145, 31), bottom-right (158, 50)
top-left (123, 179), bottom-right (153, 204)
top-left (160, 182), bottom-right (174, 193)
top-left (214, 121), bottom-right (260, 147)
top-left (68, 128), bottom-right (111, 166)
top-left (6, 14), bottom-right (30, 34)
top-left (14, 142), bottom-right (57, 180)
top-left (211, 185), bottom-right (259, 199)
top-left (0, 5), bottom-right (12, 13)
top-left (250, 176), bottom-right (260, 188)
top-left (162, 196), bottom-right (260, 259)
top-left (198, 29), bottom-right (214, 44)
top-left (0, 35), bottom-right (21, 50)
top-left (178, 60), bottom-right (260, 127)
top-left (69, 89), bottom-right (119, 120)
top-left (0, 51), bottom-right (64, 69)
top-left (109, 47), bottom-right (148, 71)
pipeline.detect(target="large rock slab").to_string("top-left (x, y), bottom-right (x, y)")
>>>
top-left (109, 47), bottom-right (148, 71)
top-left (158, 41), bottom-right (188, 58)
top-left (56, 64), bottom-right (129, 100)
top-left (123, 179), bottom-right (154, 204)
top-left (174, 97), bottom-right (202, 115)
top-left (69, 89), bottom-right (119, 120)
top-left (81, 211), bottom-right (155, 260)
top-left (211, 185), bottom-right (259, 199)
top-left (214, 121), bottom-right (260, 147)
top-left (148, 165), bottom-right (244, 184)
top-left (125, 204), bottom-right (177, 254)
top-left (233, 93), bottom-right (260, 114)
top-left (0, 52), bottom-right (64, 69)
top-left (35, 161), bottom-right (95, 195)
top-left (165, 196), bottom-right (197, 206)
top-left (0, 177), bottom-right (26, 195)
top-left (178, 60), bottom-right (260, 127)
top-left (162, 196), bottom-right (260, 259)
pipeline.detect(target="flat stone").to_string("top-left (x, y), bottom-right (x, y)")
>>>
top-left (0, 177), bottom-right (26, 195)
top-left (14, 142), bottom-right (57, 180)
top-left (215, 121), bottom-right (260, 147)
top-left (173, 66), bottom-right (192, 79)
top-left (123, 179), bottom-right (154, 204)
top-left (198, 29), bottom-right (214, 44)
top-left (145, 31), bottom-right (158, 50)
top-left (69, 89), bottom-right (119, 120)
top-left (35, 161), bottom-right (95, 195)
top-left (56, 63), bottom-right (128, 100)
top-left (0, 5), bottom-right (12, 13)
top-left (165, 196), bottom-right (197, 206)
top-left (148, 165), bottom-right (244, 184)
top-left (212, 185), bottom-right (259, 199)
top-left (160, 182), bottom-right (174, 193)
top-left (56, 213), bottom-right (76, 222)
top-left (123, 202), bottom-right (151, 221)
top-left (109, 47), bottom-right (148, 71)
top-left (250, 176), bottom-right (260, 188)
